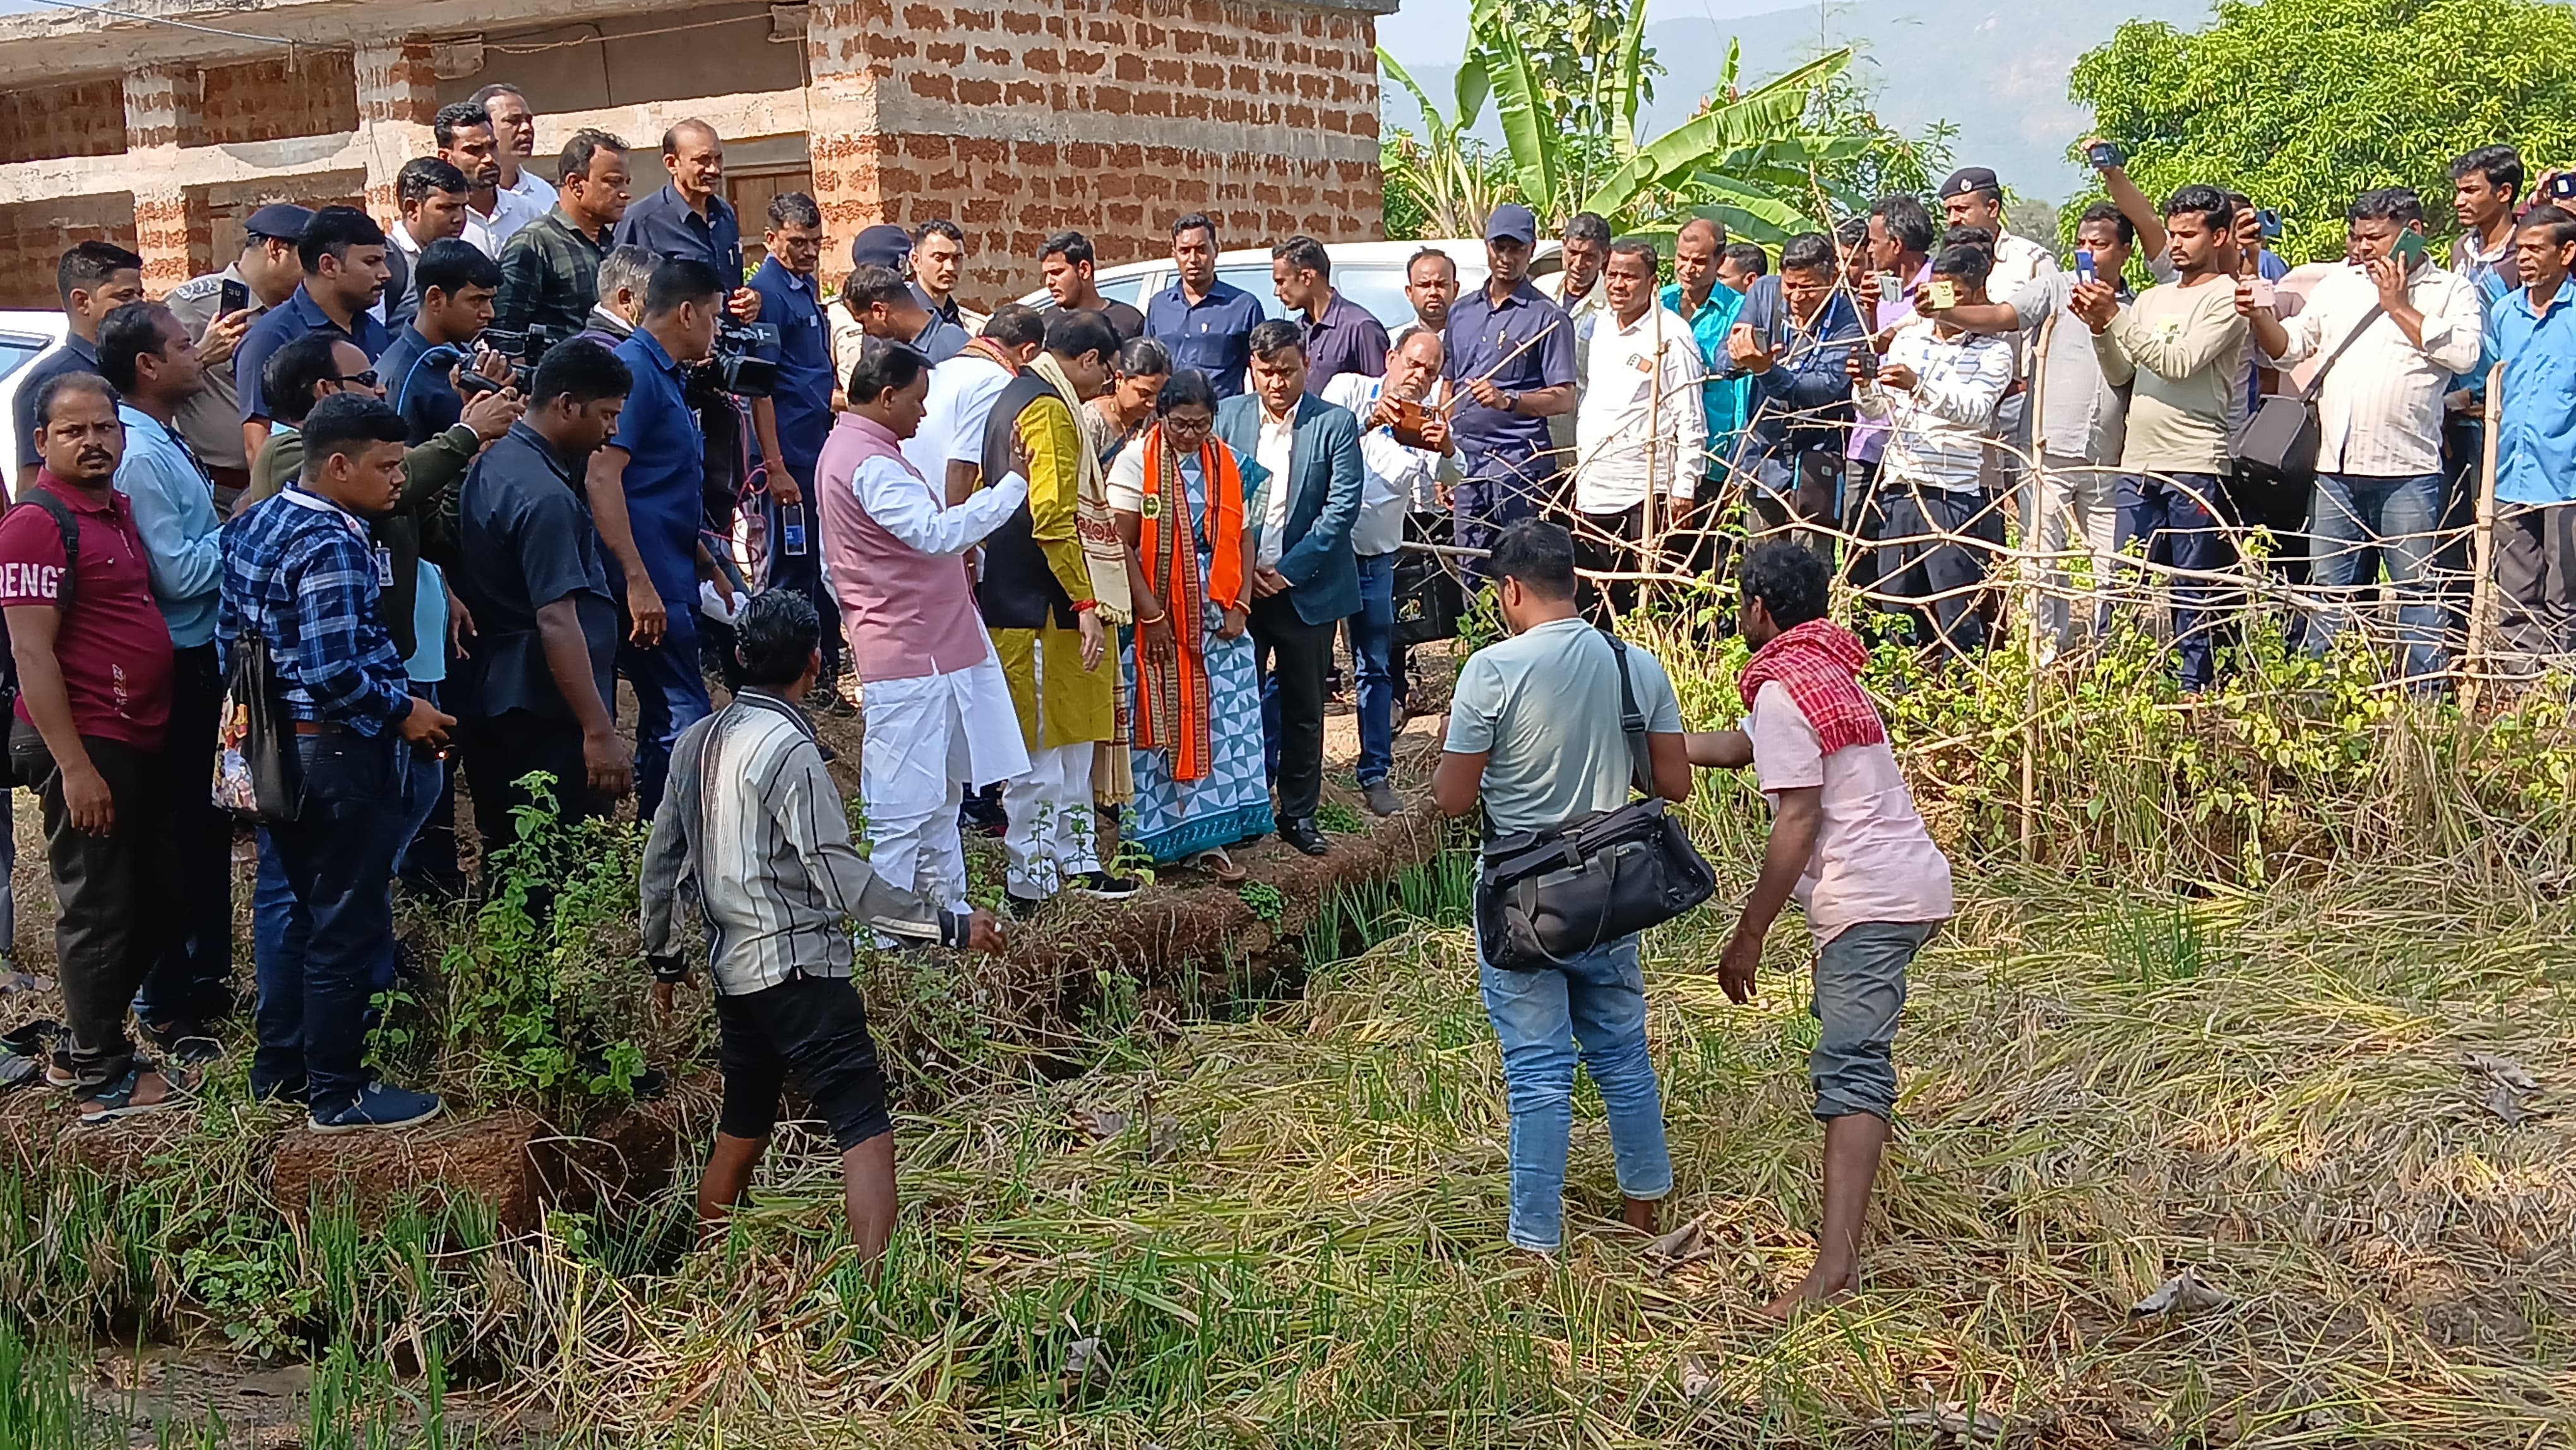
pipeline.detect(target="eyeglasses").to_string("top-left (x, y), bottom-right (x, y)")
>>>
top-left (333, 370), bottom-right (380, 388)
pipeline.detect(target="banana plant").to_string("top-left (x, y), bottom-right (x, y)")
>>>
top-left (1378, 48), bottom-right (1509, 239)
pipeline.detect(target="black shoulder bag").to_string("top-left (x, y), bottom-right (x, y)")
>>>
top-left (227, 628), bottom-right (302, 824)
top-left (1474, 631), bottom-right (1717, 972)
top-left (2234, 300), bottom-right (2386, 493)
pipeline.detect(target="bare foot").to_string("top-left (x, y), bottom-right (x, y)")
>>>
top-left (1621, 1195), bottom-right (1659, 1237)
top-left (1759, 1264), bottom-right (1854, 1319)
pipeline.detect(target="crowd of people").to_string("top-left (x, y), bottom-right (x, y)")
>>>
top-left (1, 78), bottom-right (2567, 1296)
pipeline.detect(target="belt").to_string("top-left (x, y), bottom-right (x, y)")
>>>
top-left (291, 721), bottom-right (350, 736)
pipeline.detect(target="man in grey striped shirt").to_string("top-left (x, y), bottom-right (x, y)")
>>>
top-left (643, 590), bottom-right (1003, 1262)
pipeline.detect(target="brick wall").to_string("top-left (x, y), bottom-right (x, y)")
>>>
top-left (0, 193), bottom-right (139, 311)
top-left (0, 78), bottom-right (126, 166)
top-left (810, 0), bottom-right (1384, 304)
top-left (195, 49), bottom-right (359, 147)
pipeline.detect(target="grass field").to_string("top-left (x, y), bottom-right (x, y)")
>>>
top-left (6, 624), bottom-right (2576, 1447)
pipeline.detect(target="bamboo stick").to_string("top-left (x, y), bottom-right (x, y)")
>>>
top-left (2462, 359), bottom-right (2506, 712)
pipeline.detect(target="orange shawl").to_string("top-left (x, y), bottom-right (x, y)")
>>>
top-left (1131, 425), bottom-right (1246, 782)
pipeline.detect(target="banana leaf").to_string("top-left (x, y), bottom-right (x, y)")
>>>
top-left (1579, 49), bottom-right (1852, 219)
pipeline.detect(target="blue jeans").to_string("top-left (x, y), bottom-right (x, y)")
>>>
top-left (1453, 458), bottom-right (1553, 581)
top-left (1478, 935), bottom-right (1673, 1253)
top-left (2305, 472), bottom-right (2444, 685)
top-left (1351, 551), bottom-right (1398, 786)
top-left (621, 625), bottom-right (713, 820)
top-left (253, 733), bottom-right (408, 1110)
top-left (2116, 472), bottom-right (2236, 691)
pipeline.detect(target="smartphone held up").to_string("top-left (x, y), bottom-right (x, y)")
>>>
top-left (2073, 248), bottom-right (2096, 285)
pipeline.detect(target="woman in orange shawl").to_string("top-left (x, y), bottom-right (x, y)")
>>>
top-left (1105, 371), bottom-right (1273, 875)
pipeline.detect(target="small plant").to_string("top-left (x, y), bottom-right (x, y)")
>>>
top-left (1317, 800), bottom-right (1366, 834)
top-left (1237, 881), bottom-right (1286, 925)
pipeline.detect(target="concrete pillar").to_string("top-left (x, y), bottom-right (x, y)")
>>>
top-left (123, 64), bottom-right (204, 289)
top-left (804, 1), bottom-right (892, 280)
top-left (354, 39), bottom-right (439, 219)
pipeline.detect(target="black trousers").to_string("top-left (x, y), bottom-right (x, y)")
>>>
top-left (136, 642), bottom-right (236, 1029)
top-left (9, 724), bottom-right (176, 1095)
top-left (1575, 503), bottom-right (1647, 624)
top-left (460, 709), bottom-right (607, 868)
top-left (1251, 592), bottom-right (1335, 825)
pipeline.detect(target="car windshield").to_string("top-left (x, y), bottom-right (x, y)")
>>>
top-left (0, 333), bottom-right (51, 385)
top-left (1094, 273), bottom-right (1153, 309)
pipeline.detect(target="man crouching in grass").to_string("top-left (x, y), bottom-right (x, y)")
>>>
top-left (1685, 541), bottom-right (1952, 1315)
top-left (641, 589), bottom-right (1005, 1264)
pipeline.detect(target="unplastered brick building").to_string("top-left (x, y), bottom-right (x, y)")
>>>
top-left (0, 0), bottom-right (1393, 309)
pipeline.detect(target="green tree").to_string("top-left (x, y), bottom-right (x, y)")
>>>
top-left (2070, 0), bottom-right (2576, 263)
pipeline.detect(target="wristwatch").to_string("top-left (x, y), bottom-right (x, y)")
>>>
top-left (1500, 390), bottom-right (1520, 415)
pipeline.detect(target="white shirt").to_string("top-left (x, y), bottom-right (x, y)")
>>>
top-left (1571, 304), bottom-right (1707, 513)
top-left (1253, 407), bottom-right (1295, 570)
top-left (494, 168), bottom-right (555, 244)
top-left (1321, 372), bottom-right (1453, 556)
top-left (1744, 681), bottom-right (1953, 944)
top-left (854, 452), bottom-right (1028, 557)
top-left (1854, 316), bottom-right (2016, 492)
top-left (1988, 231), bottom-right (2059, 311)
top-left (901, 351), bottom-right (1015, 487)
top-left (2265, 260), bottom-right (2483, 477)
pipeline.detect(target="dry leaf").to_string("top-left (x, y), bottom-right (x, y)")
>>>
top-left (2462, 1051), bottom-right (2539, 1092)
top-left (2483, 1079), bottom-right (2529, 1125)
top-left (2130, 1266), bottom-right (2233, 1317)
top-left (1075, 1106), bottom-right (1128, 1141)
top-left (1148, 1113), bottom-right (1183, 1161)
top-left (1878, 1403), bottom-right (2006, 1443)
top-left (1677, 1354), bottom-right (1716, 1399)
top-left (1061, 1334), bottom-right (1107, 1381)
top-left (1646, 1214), bottom-right (1705, 1261)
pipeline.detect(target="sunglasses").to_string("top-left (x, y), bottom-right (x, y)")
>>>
top-left (332, 370), bottom-right (381, 389)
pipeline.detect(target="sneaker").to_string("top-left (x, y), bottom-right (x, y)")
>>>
top-left (1075, 870), bottom-right (1142, 901)
top-left (78, 1064), bottom-right (194, 1125)
top-left (308, 1083), bottom-right (443, 1134)
top-left (1362, 781), bottom-right (1405, 817)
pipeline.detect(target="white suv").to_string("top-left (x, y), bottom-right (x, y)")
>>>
top-left (1017, 238), bottom-right (1564, 330)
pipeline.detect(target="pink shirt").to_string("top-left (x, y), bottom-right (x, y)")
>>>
top-left (1746, 681), bottom-right (1952, 942)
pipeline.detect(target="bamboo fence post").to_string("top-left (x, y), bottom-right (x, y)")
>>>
top-left (2462, 359), bottom-right (2506, 712)
top-left (2018, 314), bottom-right (2055, 861)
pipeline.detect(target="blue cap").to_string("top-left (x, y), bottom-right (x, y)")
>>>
top-left (244, 203), bottom-right (314, 242)
top-left (849, 224), bottom-right (912, 272)
top-left (1484, 203), bottom-right (1537, 246)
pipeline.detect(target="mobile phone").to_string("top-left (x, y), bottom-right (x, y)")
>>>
top-left (1875, 270), bottom-right (1903, 306)
top-left (1924, 279), bottom-right (1958, 311)
top-left (2548, 172), bottom-right (2576, 202)
top-left (2073, 249), bottom-right (2096, 285)
top-left (782, 520), bottom-right (808, 556)
top-left (2392, 229), bottom-right (2428, 270)
top-left (2085, 140), bottom-right (2123, 170)
top-left (2248, 278), bottom-right (2277, 310)
top-left (2257, 208), bottom-right (2283, 241)
top-left (218, 278), bottom-right (249, 315)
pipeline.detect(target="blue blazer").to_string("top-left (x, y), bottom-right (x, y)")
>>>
top-left (1214, 392), bottom-right (1364, 625)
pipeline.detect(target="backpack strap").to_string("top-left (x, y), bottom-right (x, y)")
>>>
top-left (12, 489), bottom-right (80, 612)
top-left (1601, 627), bottom-right (1652, 796)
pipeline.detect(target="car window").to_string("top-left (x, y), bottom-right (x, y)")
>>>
top-left (1095, 272), bottom-right (1155, 309)
top-left (0, 334), bottom-right (50, 385)
top-left (1335, 265), bottom-right (1426, 331)
top-left (1217, 264), bottom-right (1289, 321)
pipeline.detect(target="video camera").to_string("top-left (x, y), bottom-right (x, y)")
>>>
top-left (458, 324), bottom-right (578, 395)
top-left (693, 318), bottom-right (781, 400)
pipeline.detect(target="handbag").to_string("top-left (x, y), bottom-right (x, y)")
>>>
top-left (2234, 299), bottom-right (2386, 494)
top-left (1474, 631), bottom-right (1717, 971)
top-left (227, 630), bottom-right (302, 825)
top-left (1392, 510), bottom-right (1463, 645)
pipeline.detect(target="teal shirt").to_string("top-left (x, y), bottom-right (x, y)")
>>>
top-left (112, 402), bottom-right (224, 648)
top-left (1445, 617), bottom-right (1683, 836)
top-left (1662, 282), bottom-right (1750, 475)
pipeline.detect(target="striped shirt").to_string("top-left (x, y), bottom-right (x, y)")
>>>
top-left (1854, 317), bottom-right (2015, 493)
top-left (640, 690), bottom-right (943, 994)
top-left (2265, 261), bottom-right (2484, 477)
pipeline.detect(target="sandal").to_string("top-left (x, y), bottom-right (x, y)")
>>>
top-left (1186, 849), bottom-right (1249, 884)
top-left (76, 1064), bottom-right (195, 1125)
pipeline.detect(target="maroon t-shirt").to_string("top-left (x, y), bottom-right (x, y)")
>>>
top-left (0, 474), bottom-right (175, 748)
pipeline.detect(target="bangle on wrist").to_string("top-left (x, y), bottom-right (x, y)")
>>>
top-left (1071, 598), bottom-right (1098, 614)
top-left (1136, 608), bottom-right (1169, 626)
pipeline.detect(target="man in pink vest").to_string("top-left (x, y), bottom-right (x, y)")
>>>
top-left (817, 336), bottom-right (1031, 913)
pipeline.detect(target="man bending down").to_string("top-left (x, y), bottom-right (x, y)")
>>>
top-left (641, 590), bottom-right (1004, 1261)
top-left (1686, 541), bottom-right (1952, 1314)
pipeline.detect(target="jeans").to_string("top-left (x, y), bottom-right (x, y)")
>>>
top-left (134, 642), bottom-right (236, 1029)
top-left (1351, 551), bottom-right (1398, 787)
top-left (1453, 459), bottom-right (1554, 581)
top-left (1871, 481), bottom-right (2003, 655)
top-left (2303, 472), bottom-right (2444, 684)
top-left (620, 624), bottom-right (713, 820)
top-left (254, 732), bottom-right (407, 1110)
top-left (1478, 935), bottom-right (1672, 1253)
top-left (2116, 472), bottom-right (2236, 692)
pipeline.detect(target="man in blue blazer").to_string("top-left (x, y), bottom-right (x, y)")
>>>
top-left (1215, 319), bottom-right (1364, 856)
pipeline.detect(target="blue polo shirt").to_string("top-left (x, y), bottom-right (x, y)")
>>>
top-left (2489, 277), bottom-right (2576, 506)
top-left (1443, 279), bottom-right (1576, 479)
top-left (235, 284), bottom-right (391, 424)
top-left (613, 185), bottom-right (744, 282)
top-left (9, 334), bottom-right (98, 474)
top-left (607, 327), bottom-right (707, 619)
top-left (748, 258), bottom-right (833, 477)
top-left (378, 325), bottom-right (465, 446)
top-left (1143, 277), bottom-right (1266, 399)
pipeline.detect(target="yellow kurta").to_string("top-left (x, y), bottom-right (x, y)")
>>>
top-left (991, 393), bottom-right (1116, 750)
